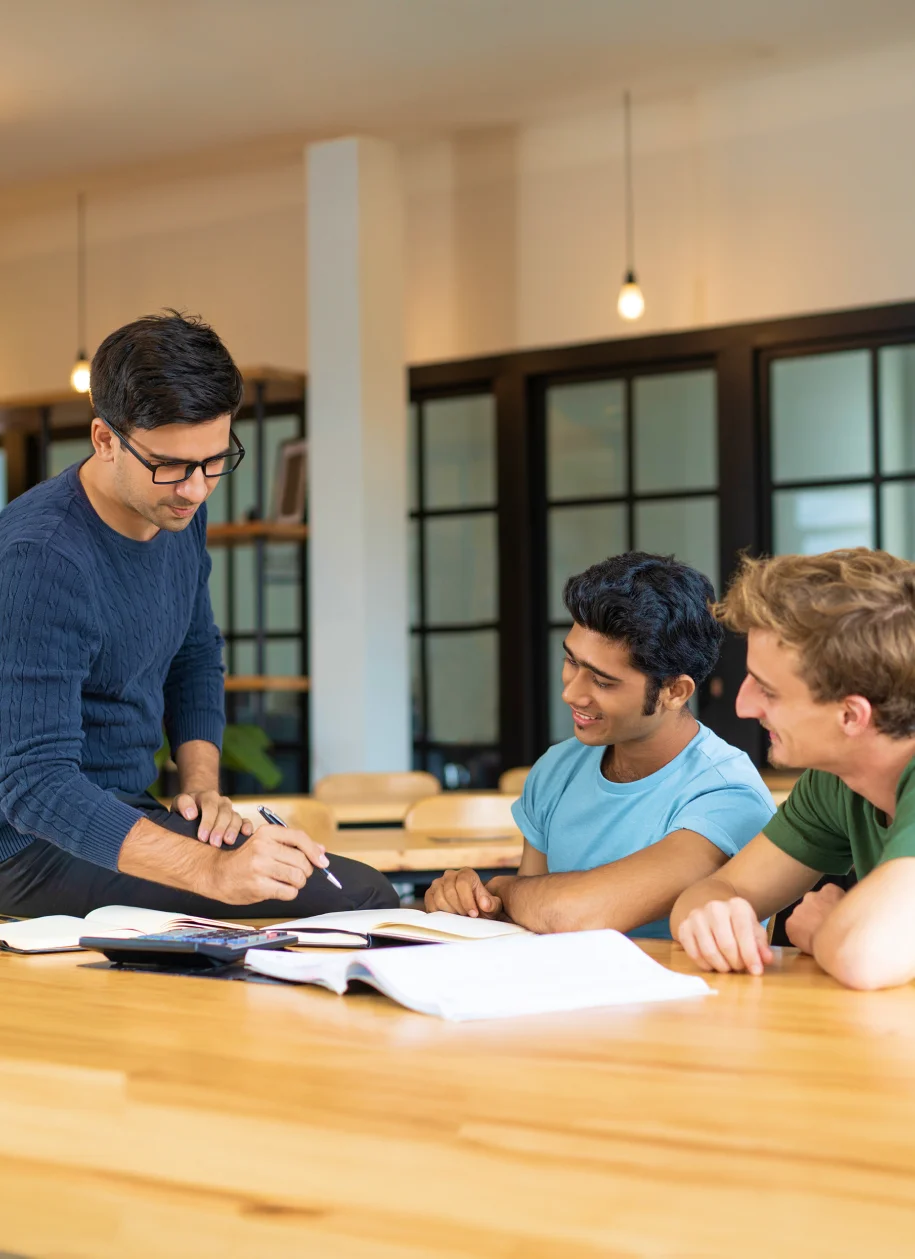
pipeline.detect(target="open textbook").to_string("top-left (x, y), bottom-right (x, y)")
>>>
top-left (246, 929), bottom-right (713, 1021)
top-left (0, 906), bottom-right (244, 954)
top-left (277, 908), bottom-right (528, 947)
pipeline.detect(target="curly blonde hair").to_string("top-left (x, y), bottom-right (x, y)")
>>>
top-left (714, 548), bottom-right (915, 738)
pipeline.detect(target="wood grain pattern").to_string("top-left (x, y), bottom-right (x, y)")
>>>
top-left (331, 826), bottom-right (523, 872)
top-left (1, 940), bottom-right (914, 1257)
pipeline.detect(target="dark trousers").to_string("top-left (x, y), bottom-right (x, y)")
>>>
top-left (0, 793), bottom-right (399, 919)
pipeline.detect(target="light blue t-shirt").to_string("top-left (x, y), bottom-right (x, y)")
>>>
top-left (511, 723), bottom-right (775, 939)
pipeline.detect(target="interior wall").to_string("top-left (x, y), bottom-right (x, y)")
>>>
top-left (1, 37), bottom-right (915, 400)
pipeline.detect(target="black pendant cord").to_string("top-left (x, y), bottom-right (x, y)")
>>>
top-left (623, 90), bottom-right (635, 278)
top-left (76, 190), bottom-right (87, 359)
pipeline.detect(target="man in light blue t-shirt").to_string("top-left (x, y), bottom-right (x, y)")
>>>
top-left (425, 552), bottom-right (775, 939)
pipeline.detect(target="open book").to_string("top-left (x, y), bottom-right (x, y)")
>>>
top-left (246, 929), bottom-right (713, 1021)
top-left (0, 906), bottom-right (244, 954)
top-left (275, 908), bottom-right (528, 947)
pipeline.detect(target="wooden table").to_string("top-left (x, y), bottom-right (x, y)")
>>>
top-left (330, 826), bottom-right (523, 874)
top-left (2, 940), bottom-right (914, 1257)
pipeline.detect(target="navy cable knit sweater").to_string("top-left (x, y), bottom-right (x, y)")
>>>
top-left (0, 462), bottom-right (225, 869)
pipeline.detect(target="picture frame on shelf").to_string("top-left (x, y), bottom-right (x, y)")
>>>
top-left (272, 438), bottom-right (308, 525)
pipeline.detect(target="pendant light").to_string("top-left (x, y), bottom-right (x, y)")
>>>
top-left (617, 91), bottom-right (645, 321)
top-left (70, 191), bottom-right (91, 393)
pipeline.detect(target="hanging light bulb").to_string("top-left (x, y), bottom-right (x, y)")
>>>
top-left (71, 191), bottom-right (91, 393)
top-left (617, 91), bottom-right (645, 322)
top-left (617, 270), bottom-right (645, 321)
top-left (70, 355), bottom-right (91, 393)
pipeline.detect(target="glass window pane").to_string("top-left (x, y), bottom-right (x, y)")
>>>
top-left (206, 473), bottom-right (230, 525)
top-left (548, 504), bottom-right (627, 621)
top-left (879, 345), bottom-right (915, 475)
top-left (633, 370), bottom-right (717, 493)
top-left (264, 544), bottom-right (301, 633)
top-left (208, 549), bottom-right (228, 630)
top-left (232, 545), bottom-right (256, 633)
top-left (773, 486), bottom-right (875, 554)
top-left (411, 636), bottom-right (424, 741)
top-left (426, 631), bottom-right (498, 743)
top-left (549, 627), bottom-right (573, 744)
top-left (771, 351), bottom-right (872, 483)
top-left (232, 414), bottom-right (301, 522)
top-left (880, 481), bottom-right (915, 558)
top-left (230, 639), bottom-right (301, 678)
top-left (423, 394), bottom-right (495, 509)
top-left (634, 496), bottom-right (719, 593)
top-left (424, 513), bottom-right (498, 625)
top-left (49, 436), bottom-right (92, 479)
top-left (546, 380), bottom-right (626, 500)
top-left (408, 402), bottom-right (419, 511)
top-left (408, 518), bottom-right (421, 626)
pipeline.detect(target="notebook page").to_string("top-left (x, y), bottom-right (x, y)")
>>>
top-left (85, 905), bottom-right (243, 932)
top-left (247, 930), bottom-right (712, 1020)
top-left (357, 931), bottom-right (711, 1020)
top-left (0, 916), bottom-right (137, 953)
top-left (245, 948), bottom-right (358, 994)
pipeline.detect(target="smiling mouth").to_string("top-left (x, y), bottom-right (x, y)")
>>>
top-left (570, 708), bottom-right (600, 725)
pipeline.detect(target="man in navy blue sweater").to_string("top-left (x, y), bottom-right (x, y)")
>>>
top-left (0, 311), bottom-right (397, 917)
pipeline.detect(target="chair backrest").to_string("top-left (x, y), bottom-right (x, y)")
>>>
top-left (313, 771), bottom-right (441, 805)
top-left (498, 766), bottom-right (531, 795)
top-left (404, 792), bottom-right (520, 837)
top-left (231, 796), bottom-right (337, 848)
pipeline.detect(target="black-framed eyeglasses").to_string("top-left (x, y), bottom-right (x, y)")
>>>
top-left (101, 419), bottom-right (246, 484)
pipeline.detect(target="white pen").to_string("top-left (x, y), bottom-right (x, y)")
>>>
top-left (257, 805), bottom-right (344, 890)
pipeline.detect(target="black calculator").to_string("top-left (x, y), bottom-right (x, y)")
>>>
top-left (79, 926), bottom-right (300, 971)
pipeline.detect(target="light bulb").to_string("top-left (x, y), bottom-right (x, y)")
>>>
top-left (617, 273), bottom-right (645, 321)
top-left (70, 355), bottom-right (91, 394)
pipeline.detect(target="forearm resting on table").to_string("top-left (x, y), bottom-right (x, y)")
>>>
top-left (811, 858), bottom-right (915, 990)
top-left (490, 831), bottom-right (730, 935)
top-left (668, 874), bottom-right (744, 937)
top-left (118, 814), bottom-right (218, 895)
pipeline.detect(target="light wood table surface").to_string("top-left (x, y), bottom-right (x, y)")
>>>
top-left (330, 826), bottom-right (523, 874)
top-left (1, 939), bottom-right (914, 1257)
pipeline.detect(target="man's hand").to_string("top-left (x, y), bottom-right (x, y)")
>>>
top-left (785, 883), bottom-right (847, 955)
top-left (676, 897), bottom-right (774, 976)
top-left (207, 823), bottom-right (329, 905)
top-left (171, 789), bottom-right (254, 848)
top-left (425, 868), bottom-right (503, 919)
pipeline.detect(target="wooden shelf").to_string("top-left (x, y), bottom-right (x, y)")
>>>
top-left (224, 675), bottom-right (310, 693)
top-left (207, 522), bottom-right (308, 546)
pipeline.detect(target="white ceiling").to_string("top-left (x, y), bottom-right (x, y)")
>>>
top-left (2, 0), bottom-right (915, 185)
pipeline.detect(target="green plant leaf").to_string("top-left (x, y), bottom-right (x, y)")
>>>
top-left (220, 724), bottom-right (284, 790)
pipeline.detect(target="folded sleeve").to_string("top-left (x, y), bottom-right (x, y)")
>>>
top-left (511, 757), bottom-right (554, 852)
top-left (0, 543), bottom-right (144, 869)
top-left (163, 523), bottom-right (226, 753)
top-left (762, 771), bottom-right (854, 874)
top-left (670, 783), bottom-right (776, 857)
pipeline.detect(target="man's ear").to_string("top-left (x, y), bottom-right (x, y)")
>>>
top-left (663, 674), bottom-right (696, 711)
top-left (841, 695), bottom-right (875, 738)
top-left (90, 417), bottom-right (115, 463)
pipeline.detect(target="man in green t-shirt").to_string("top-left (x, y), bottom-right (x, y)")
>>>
top-left (671, 548), bottom-right (915, 990)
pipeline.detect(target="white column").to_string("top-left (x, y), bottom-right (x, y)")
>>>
top-left (306, 137), bottom-right (410, 780)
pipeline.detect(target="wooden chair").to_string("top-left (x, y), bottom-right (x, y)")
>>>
top-left (313, 771), bottom-right (441, 805)
top-left (498, 766), bottom-right (531, 795)
top-left (230, 796), bottom-right (337, 848)
top-left (404, 792), bottom-right (521, 840)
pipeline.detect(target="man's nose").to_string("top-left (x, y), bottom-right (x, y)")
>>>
top-left (735, 675), bottom-right (759, 719)
top-left (175, 468), bottom-right (209, 502)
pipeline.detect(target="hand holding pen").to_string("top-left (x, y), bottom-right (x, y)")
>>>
top-left (258, 805), bottom-right (344, 890)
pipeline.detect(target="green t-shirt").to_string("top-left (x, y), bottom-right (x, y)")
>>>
top-left (764, 759), bottom-right (915, 877)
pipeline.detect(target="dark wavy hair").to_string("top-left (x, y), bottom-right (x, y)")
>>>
top-left (563, 551), bottom-right (723, 713)
top-left (90, 310), bottom-right (244, 433)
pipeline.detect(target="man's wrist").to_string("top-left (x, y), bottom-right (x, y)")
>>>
top-left (486, 874), bottom-right (516, 908)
